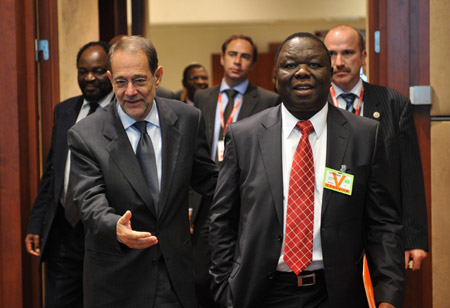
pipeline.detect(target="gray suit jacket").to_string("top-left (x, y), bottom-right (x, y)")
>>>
top-left (209, 104), bottom-right (405, 308)
top-left (68, 97), bottom-right (218, 308)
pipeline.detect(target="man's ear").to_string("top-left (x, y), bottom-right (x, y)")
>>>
top-left (220, 54), bottom-right (224, 67)
top-left (361, 49), bottom-right (367, 67)
top-left (154, 66), bottom-right (163, 88)
top-left (107, 70), bottom-right (112, 82)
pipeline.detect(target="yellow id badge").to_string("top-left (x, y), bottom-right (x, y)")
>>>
top-left (323, 167), bottom-right (354, 195)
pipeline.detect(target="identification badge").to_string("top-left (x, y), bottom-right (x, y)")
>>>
top-left (323, 167), bottom-right (354, 195)
top-left (217, 140), bottom-right (225, 162)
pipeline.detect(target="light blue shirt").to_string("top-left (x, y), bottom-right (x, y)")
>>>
top-left (211, 79), bottom-right (249, 159)
top-left (117, 100), bottom-right (162, 189)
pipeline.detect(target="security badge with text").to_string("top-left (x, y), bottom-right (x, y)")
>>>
top-left (323, 165), bottom-right (354, 195)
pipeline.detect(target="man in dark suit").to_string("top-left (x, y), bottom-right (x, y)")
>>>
top-left (67, 36), bottom-right (217, 308)
top-left (209, 32), bottom-right (405, 308)
top-left (324, 24), bottom-right (428, 271)
top-left (192, 34), bottom-right (279, 307)
top-left (25, 41), bottom-right (113, 307)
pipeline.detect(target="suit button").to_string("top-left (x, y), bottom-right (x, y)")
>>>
top-left (278, 234), bottom-right (282, 242)
top-left (267, 272), bottom-right (275, 280)
top-left (152, 259), bottom-right (158, 265)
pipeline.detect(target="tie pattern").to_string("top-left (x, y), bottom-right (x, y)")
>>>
top-left (284, 120), bottom-right (315, 275)
top-left (340, 93), bottom-right (357, 113)
top-left (134, 121), bottom-right (160, 212)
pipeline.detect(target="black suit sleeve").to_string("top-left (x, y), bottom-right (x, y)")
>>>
top-left (27, 107), bottom-right (59, 235)
top-left (397, 98), bottom-right (428, 250)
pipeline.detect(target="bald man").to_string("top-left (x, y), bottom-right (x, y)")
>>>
top-left (324, 24), bottom-right (428, 271)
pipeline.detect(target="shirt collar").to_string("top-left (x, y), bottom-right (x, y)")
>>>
top-left (332, 78), bottom-right (363, 97)
top-left (220, 78), bottom-right (249, 95)
top-left (82, 91), bottom-right (115, 109)
top-left (117, 99), bottom-right (160, 130)
top-left (281, 102), bottom-right (328, 139)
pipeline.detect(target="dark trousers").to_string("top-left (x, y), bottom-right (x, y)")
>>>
top-left (192, 197), bottom-right (219, 308)
top-left (153, 257), bottom-right (184, 308)
top-left (45, 206), bottom-right (85, 308)
top-left (261, 270), bottom-right (330, 308)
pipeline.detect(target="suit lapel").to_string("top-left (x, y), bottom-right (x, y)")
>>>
top-left (237, 83), bottom-right (259, 120)
top-left (203, 86), bottom-right (220, 146)
top-left (258, 106), bottom-right (284, 226)
top-left (53, 96), bottom-right (83, 202)
top-left (103, 104), bottom-right (157, 216)
top-left (362, 82), bottom-right (382, 121)
top-left (156, 98), bottom-right (181, 219)
top-left (322, 105), bottom-right (351, 216)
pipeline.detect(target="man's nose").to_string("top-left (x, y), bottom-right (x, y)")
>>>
top-left (85, 72), bottom-right (96, 82)
top-left (124, 82), bottom-right (138, 96)
top-left (294, 65), bottom-right (311, 78)
top-left (334, 54), bottom-right (345, 67)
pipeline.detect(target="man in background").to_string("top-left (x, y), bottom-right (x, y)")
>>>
top-left (25, 41), bottom-right (114, 307)
top-left (175, 63), bottom-right (209, 105)
top-left (324, 24), bottom-right (428, 270)
top-left (192, 34), bottom-right (279, 308)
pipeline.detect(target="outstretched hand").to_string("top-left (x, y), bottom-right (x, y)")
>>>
top-left (116, 210), bottom-right (158, 249)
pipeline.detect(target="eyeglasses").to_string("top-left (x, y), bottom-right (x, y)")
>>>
top-left (187, 76), bottom-right (208, 81)
top-left (113, 78), bottom-right (149, 89)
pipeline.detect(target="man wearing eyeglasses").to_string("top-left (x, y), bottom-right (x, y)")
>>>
top-left (67, 36), bottom-right (218, 308)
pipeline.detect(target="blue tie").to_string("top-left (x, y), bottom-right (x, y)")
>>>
top-left (340, 93), bottom-right (357, 113)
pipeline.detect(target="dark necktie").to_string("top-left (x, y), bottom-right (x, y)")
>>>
top-left (219, 89), bottom-right (238, 140)
top-left (340, 93), bottom-right (357, 113)
top-left (133, 121), bottom-right (160, 212)
top-left (284, 121), bottom-right (315, 275)
top-left (64, 102), bottom-right (100, 227)
top-left (87, 102), bottom-right (99, 115)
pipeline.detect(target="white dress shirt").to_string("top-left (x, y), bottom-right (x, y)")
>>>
top-left (277, 102), bottom-right (328, 272)
top-left (332, 79), bottom-right (364, 116)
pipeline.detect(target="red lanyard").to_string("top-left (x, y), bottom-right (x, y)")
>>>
top-left (218, 92), bottom-right (242, 136)
top-left (330, 85), bottom-right (364, 116)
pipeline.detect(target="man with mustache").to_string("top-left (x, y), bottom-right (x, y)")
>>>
top-left (324, 24), bottom-right (428, 271)
top-left (192, 34), bottom-right (279, 307)
top-left (25, 41), bottom-right (114, 307)
top-left (209, 32), bottom-right (405, 308)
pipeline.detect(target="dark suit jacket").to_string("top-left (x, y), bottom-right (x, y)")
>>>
top-left (329, 81), bottom-right (428, 250)
top-left (27, 95), bottom-right (83, 266)
top-left (209, 104), bottom-right (405, 308)
top-left (67, 97), bottom-right (218, 308)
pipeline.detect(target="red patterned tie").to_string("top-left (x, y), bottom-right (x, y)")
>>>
top-left (284, 120), bottom-right (315, 275)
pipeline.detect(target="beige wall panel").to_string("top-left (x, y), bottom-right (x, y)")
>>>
top-left (58, 0), bottom-right (99, 101)
top-left (430, 0), bottom-right (450, 116)
top-left (149, 19), bottom-right (365, 92)
top-left (150, 0), bottom-right (365, 25)
top-left (431, 121), bottom-right (450, 307)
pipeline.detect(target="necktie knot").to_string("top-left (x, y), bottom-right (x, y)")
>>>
top-left (133, 121), bottom-right (148, 135)
top-left (87, 102), bottom-right (99, 115)
top-left (224, 89), bottom-right (238, 104)
top-left (296, 120), bottom-right (314, 136)
top-left (340, 93), bottom-right (357, 112)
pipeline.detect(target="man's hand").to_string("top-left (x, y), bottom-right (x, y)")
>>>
top-left (379, 303), bottom-right (395, 308)
top-left (116, 210), bottom-right (158, 249)
top-left (25, 234), bottom-right (41, 256)
top-left (405, 249), bottom-right (428, 271)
